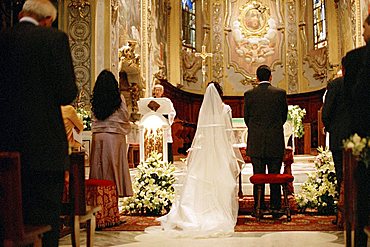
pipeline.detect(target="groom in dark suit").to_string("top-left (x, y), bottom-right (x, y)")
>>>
top-left (244, 65), bottom-right (288, 218)
top-left (0, 0), bottom-right (77, 245)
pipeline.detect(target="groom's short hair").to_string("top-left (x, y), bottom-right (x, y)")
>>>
top-left (256, 65), bottom-right (271, 82)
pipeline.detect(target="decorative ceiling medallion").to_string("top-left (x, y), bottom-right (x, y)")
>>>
top-left (238, 0), bottom-right (269, 37)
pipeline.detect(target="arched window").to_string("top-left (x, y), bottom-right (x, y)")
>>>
top-left (313, 0), bottom-right (327, 49)
top-left (182, 0), bottom-right (196, 51)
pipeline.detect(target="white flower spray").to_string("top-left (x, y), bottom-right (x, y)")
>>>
top-left (121, 152), bottom-right (176, 215)
top-left (295, 146), bottom-right (338, 214)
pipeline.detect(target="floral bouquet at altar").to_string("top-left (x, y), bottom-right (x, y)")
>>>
top-left (287, 105), bottom-right (306, 138)
top-left (121, 152), bottom-right (176, 216)
top-left (295, 147), bottom-right (338, 215)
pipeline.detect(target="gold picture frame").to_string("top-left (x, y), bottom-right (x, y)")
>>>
top-left (238, 0), bottom-right (270, 37)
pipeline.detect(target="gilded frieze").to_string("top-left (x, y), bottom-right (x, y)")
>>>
top-left (212, 2), bottom-right (224, 82)
top-left (68, 0), bottom-right (92, 106)
top-left (286, 0), bottom-right (298, 93)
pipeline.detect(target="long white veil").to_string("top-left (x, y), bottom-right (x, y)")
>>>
top-left (145, 83), bottom-right (242, 238)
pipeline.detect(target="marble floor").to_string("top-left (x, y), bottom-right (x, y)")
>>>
top-left (63, 155), bottom-right (348, 246)
top-left (59, 230), bottom-right (345, 246)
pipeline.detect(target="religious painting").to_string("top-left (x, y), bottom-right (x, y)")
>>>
top-left (227, 0), bottom-right (282, 77)
top-left (152, 0), bottom-right (169, 80)
top-left (119, 0), bottom-right (141, 47)
top-left (144, 128), bottom-right (164, 160)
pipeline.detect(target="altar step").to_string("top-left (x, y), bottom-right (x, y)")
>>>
top-left (129, 154), bottom-right (317, 196)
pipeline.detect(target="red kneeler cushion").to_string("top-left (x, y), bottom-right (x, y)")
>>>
top-left (85, 179), bottom-right (115, 187)
top-left (250, 174), bottom-right (294, 184)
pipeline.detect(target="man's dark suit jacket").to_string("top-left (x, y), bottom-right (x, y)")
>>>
top-left (322, 77), bottom-right (351, 151)
top-left (0, 21), bottom-right (77, 172)
top-left (243, 83), bottom-right (288, 158)
top-left (350, 43), bottom-right (370, 137)
top-left (343, 46), bottom-right (367, 137)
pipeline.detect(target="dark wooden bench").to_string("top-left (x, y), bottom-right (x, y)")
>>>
top-left (343, 149), bottom-right (370, 247)
top-left (0, 151), bottom-right (51, 247)
top-left (62, 151), bottom-right (101, 247)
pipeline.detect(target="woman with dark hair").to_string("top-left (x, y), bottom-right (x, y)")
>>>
top-left (89, 70), bottom-right (133, 197)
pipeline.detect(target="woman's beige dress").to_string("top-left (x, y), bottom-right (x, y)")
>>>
top-left (89, 96), bottom-right (132, 197)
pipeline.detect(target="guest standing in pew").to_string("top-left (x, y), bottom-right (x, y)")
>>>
top-left (152, 83), bottom-right (176, 163)
top-left (243, 65), bottom-right (288, 219)
top-left (344, 14), bottom-right (370, 247)
top-left (89, 70), bottom-right (133, 197)
top-left (0, 0), bottom-right (77, 245)
top-left (322, 57), bottom-right (351, 195)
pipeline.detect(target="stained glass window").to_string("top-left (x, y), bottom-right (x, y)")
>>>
top-left (313, 0), bottom-right (327, 49)
top-left (182, 0), bottom-right (196, 50)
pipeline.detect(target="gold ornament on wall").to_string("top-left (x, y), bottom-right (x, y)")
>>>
top-left (69, 0), bottom-right (90, 19)
top-left (238, 0), bottom-right (269, 37)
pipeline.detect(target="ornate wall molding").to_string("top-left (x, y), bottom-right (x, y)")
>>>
top-left (119, 41), bottom-right (141, 69)
top-left (68, 0), bottom-right (92, 106)
top-left (211, 2), bottom-right (224, 82)
top-left (306, 47), bottom-right (328, 81)
top-left (141, 0), bottom-right (149, 96)
top-left (351, 0), bottom-right (357, 47)
top-left (286, 0), bottom-right (298, 93)
top-left (298, 0), bottom-right (308, 57)
top-left (181, 48), bottom-right (202, 85)
top-left (111, 0), bottom-right (120, 76)
top-left (69, 0), bottom-right (91, 18)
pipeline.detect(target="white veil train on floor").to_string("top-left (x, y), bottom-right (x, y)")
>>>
top-left (144, 83), bottom-right (242, 238)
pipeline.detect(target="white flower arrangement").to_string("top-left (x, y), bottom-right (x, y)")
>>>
top-left (121, 152), bottom-right (176, 215)
top-left (76, 108), bottom-right (92, 131)
top-left (287, 105), bottom-right (306, 138)
top-left (295, 146), bottom-right (338, 214)
top-left (343, 133), bottom-right (370, 168)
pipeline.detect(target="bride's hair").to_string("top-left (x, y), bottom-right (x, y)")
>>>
top-left (207, 81), bottom-right (223, 97)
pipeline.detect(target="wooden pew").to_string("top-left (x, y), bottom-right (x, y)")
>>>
top-left (62, 151), bottom-right (101, 247)
top-left (342, 149), bottom-right (370, 247)
top-left (0, 151), bottom-right (51, 247)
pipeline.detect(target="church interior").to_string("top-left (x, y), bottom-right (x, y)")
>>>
top-left (1, 0), bottom-right (370, 246)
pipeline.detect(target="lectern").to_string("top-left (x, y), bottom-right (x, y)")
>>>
top-left (138, 98), bottom-right (172, 163)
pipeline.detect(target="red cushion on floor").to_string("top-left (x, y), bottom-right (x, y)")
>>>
top-left (249, 174), bottom-right (294, 184)
top-left (85, 179), bottom-right (115, 186)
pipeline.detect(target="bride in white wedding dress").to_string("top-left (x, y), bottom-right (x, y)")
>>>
top-left (145, 82), bottom-right (242, 238)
